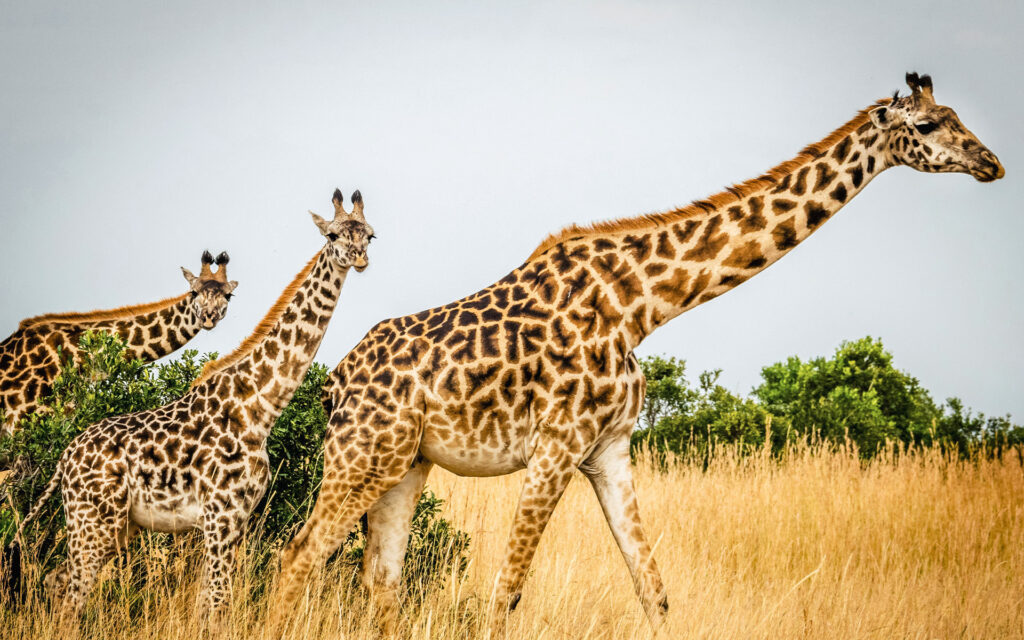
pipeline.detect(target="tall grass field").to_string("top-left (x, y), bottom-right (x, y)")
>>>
top-left (3, 443), bottom-right (1022, 639)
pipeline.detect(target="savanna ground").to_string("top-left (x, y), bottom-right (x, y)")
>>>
top-left (2, 444), bottom-right (1022, 639)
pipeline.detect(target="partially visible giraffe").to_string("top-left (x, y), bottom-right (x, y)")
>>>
top-left (11, 189), bottom-right (375, 623)
top-left (0, 250), bottom-right (237, 438)
top-left (270, 73), bottom-right (1003, 632)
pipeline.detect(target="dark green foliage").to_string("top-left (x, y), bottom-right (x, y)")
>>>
top-left (402, 490), bottom-right (471, 600)
top-left (632, 361), bottom-right (780, 461)
top-left (2, 332), bottom-right (470, 599)
top-left (332, 490), bottom-right (471, 605)
top-left (637, 356), bottom-right (698, 432)
top-left (260, 362), bottom-right (331, 539)
top-left (933, 397), bottom-right (1024, 456)
top-left (1, 332), bottom-right (213, 549)
top-left (754, 337), bottom-right (938, 453)
top-left (633, 337), bottom-right (1024, 460)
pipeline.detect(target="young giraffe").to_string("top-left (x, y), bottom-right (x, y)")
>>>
top-left (270, 73), bottom-right (1003, 631)
top-left (0, 250), bottom-right (237, 439)
top-left (12, 189), bottom-right (374, 622)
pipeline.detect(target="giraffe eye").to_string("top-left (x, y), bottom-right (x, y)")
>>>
top-left (327, 232), bottom-right (339, 242)
top-left (225, 293), bottom-right (234, 301)
top-left (914, 122), bottom-right (937, 135)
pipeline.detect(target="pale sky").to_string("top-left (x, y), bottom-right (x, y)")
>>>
top-left (2, 1), bottom-right (1022, 419)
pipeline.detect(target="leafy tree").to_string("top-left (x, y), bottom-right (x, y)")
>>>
top-left (637, 355), bottom-right (697, 432)
top-left (633, 337), bottom-right (1023, 460)
top-left (632, 361), bottom-right (783, 460)
top-left (756, 337), bottom-right (941, 454)
top-left (934, 397), bottom-right (1024, 455)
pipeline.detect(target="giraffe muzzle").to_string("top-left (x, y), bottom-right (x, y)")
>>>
top-left (972, 150), bottom-right (1005, 182)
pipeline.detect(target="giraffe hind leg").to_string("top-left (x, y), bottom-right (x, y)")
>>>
top-left (581, 438), bottom-right (668, 626)
top-left (362, 457), bottom-right (433, 633)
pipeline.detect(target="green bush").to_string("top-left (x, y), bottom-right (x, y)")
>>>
top-left (631, 360), bottom-right (783, 462)
top-left (1, 331), bottom-right (212, 550)
top-left (1, 331), bottom-right (470, 599)
top-left (633, 337), bottom-right (1024, 460)
top-left (331, 489), bottom-right (471, 605)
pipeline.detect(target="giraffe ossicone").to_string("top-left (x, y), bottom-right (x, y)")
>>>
top-left (0, 250), bottom-right (237, 441)
top-left (270, 72), bottom-right (1002, 635)
top-left (9, 188), bottom-right (374, 625)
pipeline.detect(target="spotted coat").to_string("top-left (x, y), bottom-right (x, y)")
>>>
top-left (270, 73), bottom-right (1003, 634)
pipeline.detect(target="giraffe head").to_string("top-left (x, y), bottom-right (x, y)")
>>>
top-left (868, 72), bottom-right (1004, 182)
top-left (180, 251), bottom-right (238, 329)
top-left (310, 188), bottom-right (375, 272)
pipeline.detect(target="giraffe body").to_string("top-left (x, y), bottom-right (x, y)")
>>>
top-left (13, 190), bottom-right (375, 623)
top-left (0, 251), bottom-right (237, 438)
top-left (271, 73), bottom-right (1003, 634)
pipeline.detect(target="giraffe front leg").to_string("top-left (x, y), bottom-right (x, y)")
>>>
top-left (581, 438), bottom-right (668, 627)
top-left (490, 437), bottom-right (577, 626)
top-left (199, 508), bottom-right (244, 630)
top-left (362, 457), bottom-right (433, 634)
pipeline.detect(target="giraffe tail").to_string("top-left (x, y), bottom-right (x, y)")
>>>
top-left (15, 456), bottom-right (66, 541)
top-left (3, 457), bottom-right (66, 602)
top-left (2, 540), bottom-right (22, 604)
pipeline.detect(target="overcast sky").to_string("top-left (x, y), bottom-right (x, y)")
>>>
top-left (2, 1), bottom-right (1021, 419)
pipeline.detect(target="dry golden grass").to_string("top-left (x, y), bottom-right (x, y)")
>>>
top-left (3, 444), bottom-right (1023, 639)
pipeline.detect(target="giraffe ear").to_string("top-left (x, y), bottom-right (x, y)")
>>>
top-left (869, 105), bottom-right (897, 130)
top-left (310, 210), bottom-right (332, 235)
top-left (181, 267), bottom-right (200, 291)
top-left (225, 280), bottom-right (239, 294)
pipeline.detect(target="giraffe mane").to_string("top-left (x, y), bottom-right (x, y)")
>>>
top-left (190, 251), bottom-right (321, 388)
top-left (17, 294), bottom-right (191, 330)
top-left (526, 98), bottom-right (892, 262)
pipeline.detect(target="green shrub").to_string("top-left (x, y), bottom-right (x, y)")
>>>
top-left (1, 331), bottom-right (470, 600)
top-left (633, 337), bottom-right (1024, 460)
top-left (1, 331), bottom-right (212, 552)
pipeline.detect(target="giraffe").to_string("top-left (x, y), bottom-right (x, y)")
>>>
top-left (0, 250), bottom-right (237, 439)
top-left (270, 72), bottom-right (1003, 632)
top-left (10, 189), bottom-right (375, 623)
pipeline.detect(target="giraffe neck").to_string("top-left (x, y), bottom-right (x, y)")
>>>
top-left (540, 105), bottom-right (894, 351)
top-left (199, 249), bottom-right (346, 441)
top-left (45, 295), bottom-right (202, 362)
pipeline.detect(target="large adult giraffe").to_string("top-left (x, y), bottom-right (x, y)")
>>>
top-left (271, 73), bottom-right (1003, 632)
top-left (0, 251), bottom-right (237, 438)
top-left (9, 190), bottom-right (374, 623)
